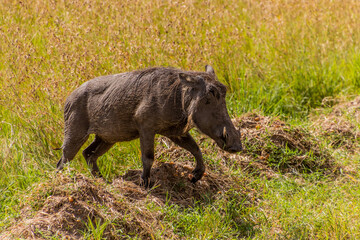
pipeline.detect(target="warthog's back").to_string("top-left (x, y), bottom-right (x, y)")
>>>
top-left (64, 68), bottom-right (186, 143)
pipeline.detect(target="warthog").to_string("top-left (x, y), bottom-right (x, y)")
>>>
top-left (56, 65), bottom-right (242, 187)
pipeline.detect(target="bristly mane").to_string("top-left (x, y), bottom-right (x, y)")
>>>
top-left (129, 67), bottom-right (225, 134)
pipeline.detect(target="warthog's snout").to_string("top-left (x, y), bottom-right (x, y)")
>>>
top-left (224, 143), bottom-right (243, 153)
top-left (213, 126), bottom-right (243, 153)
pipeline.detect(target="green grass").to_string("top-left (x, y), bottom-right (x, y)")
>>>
top-left (1, 0), bottom-right (360, 239)
top-left (160, 196), bottom-right (256, 239)
top-left (82, 216), bottom-right (110, 240)
top-left (255, 174), bottom-right (360, 239)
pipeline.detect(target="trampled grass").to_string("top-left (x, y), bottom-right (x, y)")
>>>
top-left (1, 0), bottom-right (360, 239)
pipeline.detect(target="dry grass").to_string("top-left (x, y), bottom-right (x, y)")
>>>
top-left (1, 0), bottom-right (360, 112)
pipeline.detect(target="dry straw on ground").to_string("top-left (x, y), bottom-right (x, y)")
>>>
top-left (2, 173), bottom-right (164, 239)
top-left (2, 162), bottom-right (253, 239)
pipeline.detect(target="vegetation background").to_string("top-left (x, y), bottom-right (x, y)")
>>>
top-left (1, 0), bottom-right (360, 239)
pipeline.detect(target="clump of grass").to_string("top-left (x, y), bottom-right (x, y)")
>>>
top-left (82, 217), bottom-right (110, 240)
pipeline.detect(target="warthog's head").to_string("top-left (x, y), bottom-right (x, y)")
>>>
top-left (179, 65), bottom-right (242, 153)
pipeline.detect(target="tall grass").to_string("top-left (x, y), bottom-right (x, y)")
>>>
top-left (1, 0), bottom-right (360, 238)
top-left (1, 0), bottom-right (360, 115)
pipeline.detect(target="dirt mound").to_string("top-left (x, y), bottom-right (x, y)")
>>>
top-left (2, 163), bottom-right (253, 239)
top-left (122, 161), bottom-right (253, 207)
top-left (2, 174), bottom-right (162, 239)
top-left (232, 113), bottom-right (338, 176)
top-left (311, 96), bottom-right (360, 152)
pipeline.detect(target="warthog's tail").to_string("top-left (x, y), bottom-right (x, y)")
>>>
top-left (52, 146), bottom-right (63, 151)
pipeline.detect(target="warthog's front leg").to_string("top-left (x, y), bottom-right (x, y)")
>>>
top-left (169, 133), bottom-right (205, 183)
top-left (82, 136), bottom-right (113, 177)
top-left (139, 130), bottom-right (155, 188)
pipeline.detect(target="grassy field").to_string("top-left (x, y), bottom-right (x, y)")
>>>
top-left (1, 0), bottom-right (360, 239)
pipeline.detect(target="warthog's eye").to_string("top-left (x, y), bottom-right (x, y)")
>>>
top-left (209, 88), bottom-right (220, 99)
top-left (207, 85), bottom-right (220, 100)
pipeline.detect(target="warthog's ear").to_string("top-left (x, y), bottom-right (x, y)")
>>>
top-left (205, 65), bottom-right (215, 75)
top-left (179, 73), bottom-right (205, 89)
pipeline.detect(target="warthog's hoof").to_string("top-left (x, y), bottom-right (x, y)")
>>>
top-left (140, 177), bottom-right (153, 189)
top-left (190, 177), bottom-right (198, 184)
top-left (190, 168), bottom-right (205, 184)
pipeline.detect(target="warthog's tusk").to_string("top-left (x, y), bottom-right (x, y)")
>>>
top-left (223, 126), bottom-right (227, 139)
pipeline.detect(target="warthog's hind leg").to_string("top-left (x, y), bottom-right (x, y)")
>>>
top-left (139, 130), bottom-right (155, 188)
